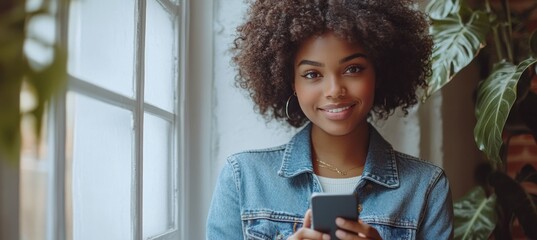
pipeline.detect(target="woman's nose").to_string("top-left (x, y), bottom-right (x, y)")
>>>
top-left (325, 75), bottom-right (346, 99)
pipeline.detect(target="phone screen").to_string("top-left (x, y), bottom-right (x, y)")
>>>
top-left (311, 193), bottom-right (358, 240)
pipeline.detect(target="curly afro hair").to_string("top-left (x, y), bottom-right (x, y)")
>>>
top-left (233, 0), bottom-right (432, 127)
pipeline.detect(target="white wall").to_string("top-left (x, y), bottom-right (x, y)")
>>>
top-left (211, 0), bottom-right (299, 182)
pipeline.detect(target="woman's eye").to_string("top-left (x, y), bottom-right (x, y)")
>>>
top-left (301, 71), bottom-right (321, 79)
top-left (345, 65), bottom-right (362, 74)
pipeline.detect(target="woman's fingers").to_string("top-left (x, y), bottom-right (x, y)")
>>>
top-left (334, 229), bottom-right (370, 240)
top-left (303, 209), bottom-right (312, 228)
top-left (334, 218), bottom-right (382, 240)
top-left (287, 209), bottom-right (330, 240)
top-left (288, 227), bottom-right (330, 240)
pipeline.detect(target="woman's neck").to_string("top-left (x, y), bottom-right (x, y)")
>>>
top-left (311, 122), bottom-right (369, 177)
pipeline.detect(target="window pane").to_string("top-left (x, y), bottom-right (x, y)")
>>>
top-left (144, 0), bottom-right (176, 112)
top-left (69, 93), bottom-right (133, 240)
top-left (67, 0), bottom-right (135, 97)
top-left (143, 113), bottom-right (173, 238)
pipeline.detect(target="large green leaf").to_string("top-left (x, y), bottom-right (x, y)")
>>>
top-left (454, 187), bottom-right (497, 240)
top-left (474, 58), bottom-right (537, 163)
top-left (425, 9), bottom-right (490, 98)
top-left (426, 0), bottom-right (460, 19)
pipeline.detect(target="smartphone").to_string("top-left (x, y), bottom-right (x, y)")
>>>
top-left (310, 192), bottom-right (358, 240)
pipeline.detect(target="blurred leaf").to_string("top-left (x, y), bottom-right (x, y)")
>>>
top-left (474, 58), bottom-right (537, 163)
top-left (426, 0), bottom-right (460, 19)
top-left (26, 46), bottom-right (67, 138)
top-left (0, 0), bottom-right (67, 164)
top-left (425, 8), bottom-right (490, 98)
top-left (0, 0), bottom-right (26, 163)
top-left (0, 2), bottom-right (25, 62)
top-left (0, 80), bottom-right (22, 163)
top-left (490, 171), bottom-right (537, 238)
top-left (454, 187), bottom-right (497, 240)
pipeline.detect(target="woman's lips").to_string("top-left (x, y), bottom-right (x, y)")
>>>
top-left (324, 105), bottom-right (352, 113)
top-left (318, 103), bottom-right (356, 120)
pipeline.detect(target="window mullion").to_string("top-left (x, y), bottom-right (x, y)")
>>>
top-left (47, 92), bottom-right (67, 240)
top-left (178, 0), bottom-right (188, 239)
top-left (144, 104), bottom-right (174, 122)
top-left (69, 76), bottom-right (137, 112)
top-left (134, 0), bottom-right (147, 239)
top-left (47, 1), bottom-right (71, 240)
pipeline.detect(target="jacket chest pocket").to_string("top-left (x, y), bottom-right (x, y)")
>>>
top-left (244, 218), bottom-right (303, 240)
top-left (373, 223), bottom-right (416, 240)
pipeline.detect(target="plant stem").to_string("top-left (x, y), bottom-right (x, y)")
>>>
top-left (492, 25), bottom-right (505, 61)
top-left (486, 0), bottom-right (505, 61)
top-left (500, 0), bottom-right (514, 62)
top-left (501, 23), bottom-right (514, 62)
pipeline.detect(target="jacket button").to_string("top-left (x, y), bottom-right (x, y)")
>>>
top-left (357, 204), bottom-right (363, 213)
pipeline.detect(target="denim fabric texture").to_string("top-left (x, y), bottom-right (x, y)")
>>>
top-left (207, 123), bottom-right (454, 240)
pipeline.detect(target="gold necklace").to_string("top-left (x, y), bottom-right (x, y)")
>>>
top-left (315, 158), bottom-right (361, 176)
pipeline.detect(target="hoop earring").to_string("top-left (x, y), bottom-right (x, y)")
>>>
top-left (285, 92), bottom-right (297, 120)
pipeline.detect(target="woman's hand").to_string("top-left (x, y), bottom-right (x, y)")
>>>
top-left (334, 218), bottom-right (382, 240)
top-left (288, 209), bottom-right (330, 240)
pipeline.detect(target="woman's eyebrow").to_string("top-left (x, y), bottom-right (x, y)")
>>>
top-left (297, 60), bottom-right (324, 67)
top-left (339, 53), bottom-right (368, 64)
top-left (297, 53), bottom-right (368, 67)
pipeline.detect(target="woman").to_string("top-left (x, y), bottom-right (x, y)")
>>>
top-left (207, 0), bottom-right (453, 239)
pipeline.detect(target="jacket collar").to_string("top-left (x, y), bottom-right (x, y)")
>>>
top-left (277, 122), bottom-right (400, 188)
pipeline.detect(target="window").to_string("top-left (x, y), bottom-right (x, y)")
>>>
top-left (66, 0), bottom-right (185, 239)
top-left (20, 0), bottom-right (187, 239)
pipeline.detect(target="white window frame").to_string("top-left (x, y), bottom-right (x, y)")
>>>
top-left (45, 0), bottom-right (189, 239)
top-left (181, 0), bottom-right (214, 238)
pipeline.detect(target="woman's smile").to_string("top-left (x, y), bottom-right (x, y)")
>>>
top-left (318, 102), bottom-right (357, 120)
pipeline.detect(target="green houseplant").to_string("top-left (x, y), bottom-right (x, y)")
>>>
top-left (0, 0), bottom-right (67, 238)
top-left (425, 0), bottom-right (537, 239)
top-left (0, 0), bottom-right (67, 162)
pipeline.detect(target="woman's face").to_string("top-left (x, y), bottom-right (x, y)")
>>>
top-left (293, 32), bottom-right (376, 136)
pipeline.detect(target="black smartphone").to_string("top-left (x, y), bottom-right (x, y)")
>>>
top-left (310, 192), bottom-right (358, 240)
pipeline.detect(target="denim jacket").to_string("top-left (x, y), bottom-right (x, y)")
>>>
top-left (207, 123), bottom-right (453, 240)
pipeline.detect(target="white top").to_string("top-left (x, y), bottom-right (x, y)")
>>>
top-left (317, 175), bottom-right (361, 194)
